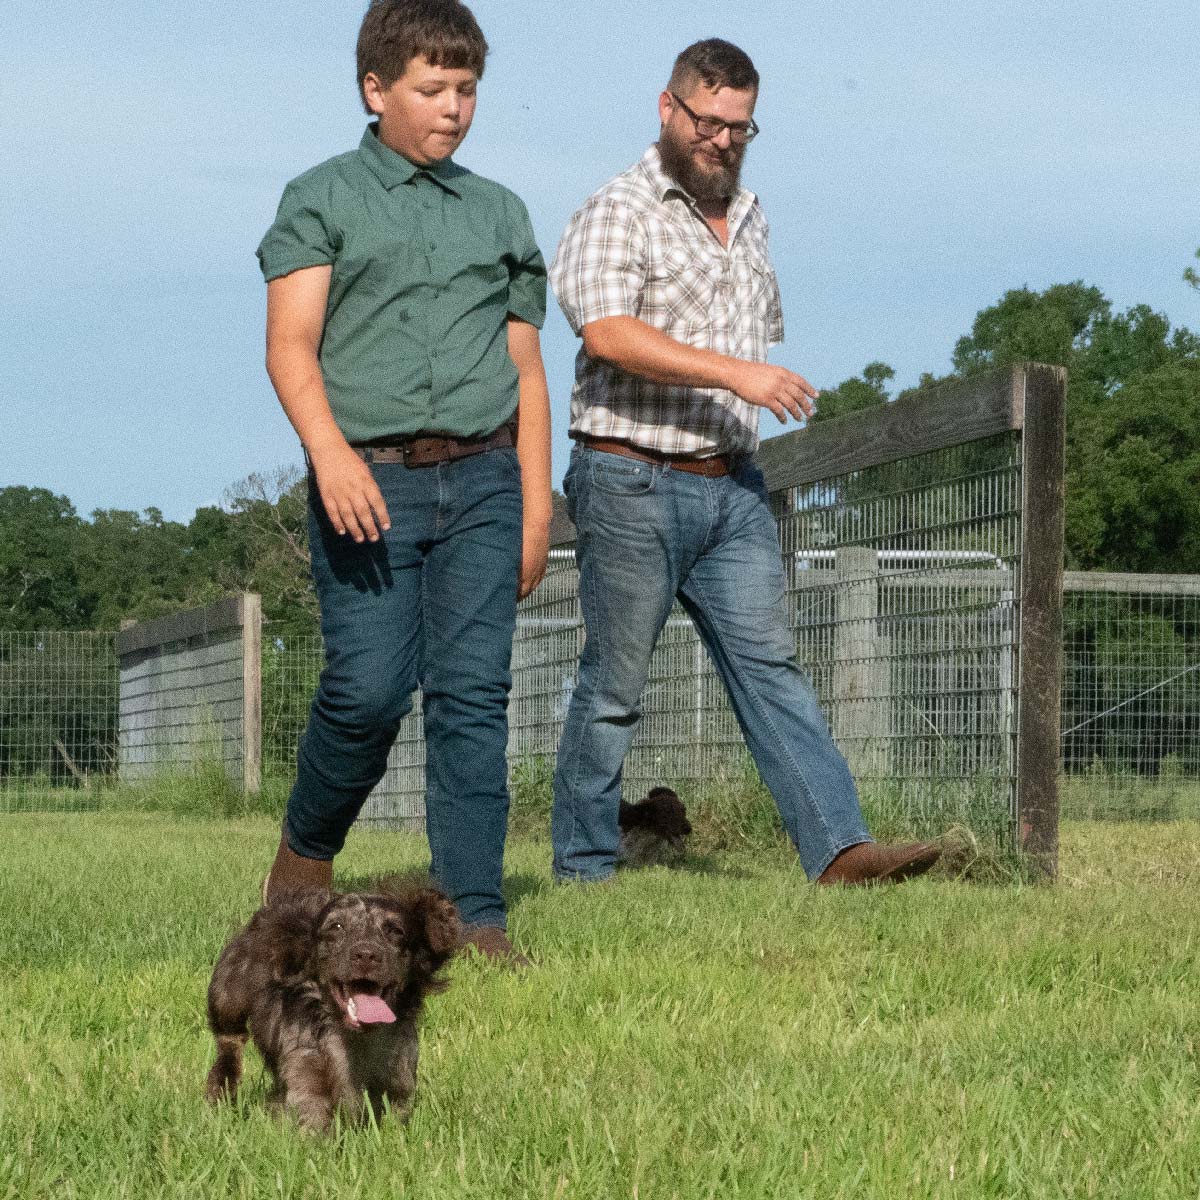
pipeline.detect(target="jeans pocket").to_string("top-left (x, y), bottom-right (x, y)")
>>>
top-left (740, 462), bottom-right (769, 503)
top-left (588, 452), bottom-right (656, 497)
top-left (493, 445), bottom-right (521, 481)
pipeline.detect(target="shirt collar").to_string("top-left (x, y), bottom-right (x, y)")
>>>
top-left (358, 123), bottom-right (466, 195)
top-left (639, 143), bottom-right (758, 235)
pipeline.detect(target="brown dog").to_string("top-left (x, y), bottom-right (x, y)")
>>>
top-left (618, 786), bottom-right (693, 867)
top-left (205, 880), bottom-right (460, 1132)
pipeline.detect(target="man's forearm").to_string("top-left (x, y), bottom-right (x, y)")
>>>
top-left (581, 316), bottom-right (739, 390)
top-left (580, 314), bottom-right (816, 424)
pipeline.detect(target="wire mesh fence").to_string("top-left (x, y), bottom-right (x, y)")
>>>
top-left (4, 369), bottom-right (1192, 836)
top-left (261, 634), bottom-right (427, 830)
top-left (6, 576), bottom-right (1200, 827)
top-left (1061, 575), bottom-right (1200, 820)
top-left (781, 436), bottom-right (1023, 841)
top-left (500, 436), bottom-right (1026, 846)
top-left (0, 631), bottom-right (118, 810)
top-left (255, 432), bottom-right (1026, 846)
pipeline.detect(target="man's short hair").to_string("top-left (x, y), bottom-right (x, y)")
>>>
top-left (668, 38), bottom-right (759, 97)
top-left (356, 0), bottom-right (488, 111)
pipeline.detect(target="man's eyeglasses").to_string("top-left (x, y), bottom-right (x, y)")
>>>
top-left (668, 92), bottom-right (759, 145)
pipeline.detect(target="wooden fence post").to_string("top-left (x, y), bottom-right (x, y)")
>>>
top-left (1015, 364), bottom-right (1067, 878)
top-left (241, 593), bottom-right (262, 796)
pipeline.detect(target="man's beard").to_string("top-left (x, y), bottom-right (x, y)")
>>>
top-left (657, 126), bottom-right (745, 202)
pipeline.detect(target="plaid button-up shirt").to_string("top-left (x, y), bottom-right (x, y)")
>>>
top-left (550, 144), bottom-right (784, 457)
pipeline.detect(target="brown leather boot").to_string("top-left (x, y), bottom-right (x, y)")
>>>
top-left (459, 925), bottom-right (531, 969)
top-left (262, 833), bottom-right (333, 904)
top-left (816, 841), bottom-right (941, 887)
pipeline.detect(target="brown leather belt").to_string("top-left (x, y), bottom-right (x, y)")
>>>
top-left (351, 424), bottom-right (513, 467)
top-left (579, 437), bottom-right (734, 478)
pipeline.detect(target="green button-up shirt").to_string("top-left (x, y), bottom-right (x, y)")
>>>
top-left (257, 125), bottom-right (547, 442)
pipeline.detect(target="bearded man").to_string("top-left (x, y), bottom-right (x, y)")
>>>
top-left (548, 39), bottom-right (942, 887)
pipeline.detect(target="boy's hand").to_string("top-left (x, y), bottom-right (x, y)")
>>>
top-left (309, 443), bottom-right (392, 543)
top-left (518, 513), bottom-right (550, 600)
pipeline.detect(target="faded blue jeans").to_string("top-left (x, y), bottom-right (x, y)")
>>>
top-left (552, 446), bottom-right (872, 882)
top-left (286, 447), bottom-right (522, 931)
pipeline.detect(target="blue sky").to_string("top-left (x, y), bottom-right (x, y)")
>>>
top-left (3, 0), bottom-right (1197, 522)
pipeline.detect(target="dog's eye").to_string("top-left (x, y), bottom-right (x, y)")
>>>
top-left (329, 921), bottom-right (343, 933)
top-left (383, 920), bottom-right (405, 939)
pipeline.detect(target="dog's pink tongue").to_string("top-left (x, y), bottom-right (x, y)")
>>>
top-left (353, 994), bottom-right (395, 1025)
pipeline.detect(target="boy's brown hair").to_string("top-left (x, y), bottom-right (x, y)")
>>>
top-left (356, 0), bottom-right (488, 111)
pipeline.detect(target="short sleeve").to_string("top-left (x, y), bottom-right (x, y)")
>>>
top-left (767, 269), bottom-right (784, 347)
top-left (505, 195), bottom-right (548, 329)
top-left (549, 196), bottom-right (648, 336)
top-left (256, 178), bottom-right (338, 282)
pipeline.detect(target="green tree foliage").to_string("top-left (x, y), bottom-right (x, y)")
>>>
top-left (0, 488), bottom-right (84, 629)
top-left (76, 507), bottom-right (192, 629)
top-left (948, 282), bottom-right (1200, 572)
top-left (951, 283), bottom-right (1110, 377)
top-left (1185, 248), bottom-right (1199, 293)
top-left (1069, 362), bottom-right (1200, 572)
top-left (0, 470), bottom-right (318, 634)
top-left (810, 361), bottom-right (894, 424)
top-left (214, 467), bottom-right (317, 639)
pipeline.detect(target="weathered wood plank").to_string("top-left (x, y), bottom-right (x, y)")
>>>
top-left (116, 595), bottom-right (247, 658)
top-left (757, 364), bottom-right (1024, 493)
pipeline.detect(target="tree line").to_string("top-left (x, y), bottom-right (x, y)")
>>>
top-left (3, 279), bottom-right (1198, 636)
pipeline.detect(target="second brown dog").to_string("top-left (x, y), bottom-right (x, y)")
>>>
top-left (618, 786), bottom-right (693, 867)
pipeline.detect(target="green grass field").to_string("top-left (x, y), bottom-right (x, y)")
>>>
top-left (3, 810), bottom-right (1199, 1199)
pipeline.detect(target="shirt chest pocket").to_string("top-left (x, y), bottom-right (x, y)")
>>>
top-left (653, 241), bottom-right (716, 327)
top-left (732, 243), bottom-right (775, 307)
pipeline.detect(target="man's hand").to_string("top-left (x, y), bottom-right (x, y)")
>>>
top-left (308, 442), bottom-right (391, 543)
top-left (518, 512), bottom-right (550, 600)
top-left (726, 360), bottom-right (818, 424)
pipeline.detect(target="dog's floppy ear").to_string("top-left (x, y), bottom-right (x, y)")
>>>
top-left (404, 886), bottom-right (462, 962)
top-left (257, 891), bottom-right (333, 981)
top-left (373, 874), bottom-right (462, 972)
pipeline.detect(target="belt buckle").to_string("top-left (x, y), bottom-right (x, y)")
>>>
top-left (403, 437), bottom-right (441, 466)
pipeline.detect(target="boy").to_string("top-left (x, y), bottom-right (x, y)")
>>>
top-left (256, 0), bottom-right (551, 963)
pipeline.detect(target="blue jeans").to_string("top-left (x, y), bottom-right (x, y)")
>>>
top-left (286, 447), bottom-right (522, 930)
top-left (552, 446), bottom-right (872, 882)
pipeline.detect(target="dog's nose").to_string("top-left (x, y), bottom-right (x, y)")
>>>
top-left (351, 945), bottom-right (382, 971)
